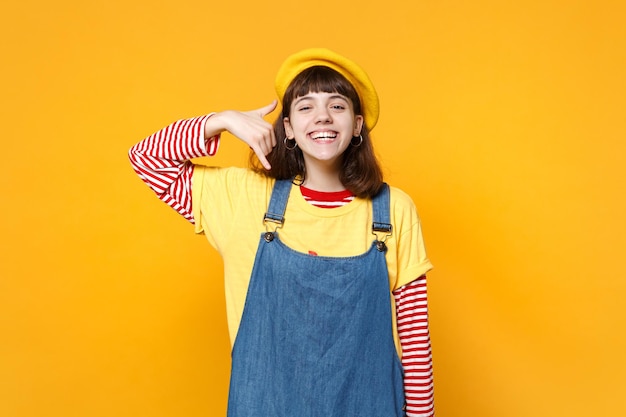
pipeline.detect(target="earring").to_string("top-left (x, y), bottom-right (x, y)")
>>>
top-left (284, 137), bottom-right (297, 150)
top-left (351, 135), bottom-right (363, 147)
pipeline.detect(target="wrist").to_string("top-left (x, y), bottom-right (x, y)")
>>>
top-left (204, 111), bottom-right (227, 139)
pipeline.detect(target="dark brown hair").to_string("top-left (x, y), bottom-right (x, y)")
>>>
top-left (250, 66), bottom-right (383, 198)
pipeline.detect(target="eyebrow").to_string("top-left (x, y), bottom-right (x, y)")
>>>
top-left (293, 94), bottom-right (349, 106)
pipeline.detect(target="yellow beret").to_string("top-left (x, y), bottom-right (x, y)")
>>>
top-left (275, 48), bottom-right (379, 131)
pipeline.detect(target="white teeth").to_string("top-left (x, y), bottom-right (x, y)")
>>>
top-left (311, 132), bottom-right (337, 140)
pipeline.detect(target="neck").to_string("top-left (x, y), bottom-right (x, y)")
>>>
top-left (301, 160), bottom-right (345, 192)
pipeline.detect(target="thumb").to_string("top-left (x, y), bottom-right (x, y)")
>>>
top-left (256, 100), bottom-right (278, 117)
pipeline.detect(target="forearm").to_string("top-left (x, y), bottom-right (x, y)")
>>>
top-left (128, 114), bottom-right (220, 222)
top-left (394, 275), bottom-right (435, 417)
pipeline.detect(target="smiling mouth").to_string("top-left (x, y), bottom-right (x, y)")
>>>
top-left (310, 131), bottom-right (338, 140)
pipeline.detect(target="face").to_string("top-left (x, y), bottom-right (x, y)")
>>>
top-left (284, 91), bottom-right (364, 171)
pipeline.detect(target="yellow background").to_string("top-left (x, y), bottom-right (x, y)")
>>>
top-left (1, 0), bottom-right (625, 416)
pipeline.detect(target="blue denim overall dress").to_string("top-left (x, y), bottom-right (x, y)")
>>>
top-left (227, 180), bottom-right (405, 416)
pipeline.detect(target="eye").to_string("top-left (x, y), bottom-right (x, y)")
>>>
top-left (331, 104), bottom-right (346, 111)
top-left (297, 105), bottom-right (312, 111)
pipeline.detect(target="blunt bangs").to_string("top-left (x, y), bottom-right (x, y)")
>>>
top-left (282, 66), bottom-right (362, 117)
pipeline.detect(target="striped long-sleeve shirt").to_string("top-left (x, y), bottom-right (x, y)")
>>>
top-left (128, 116), bottom-right (434, 416)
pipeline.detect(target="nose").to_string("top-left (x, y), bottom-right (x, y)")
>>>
top-left (314, 107), bottom-right (332, 124)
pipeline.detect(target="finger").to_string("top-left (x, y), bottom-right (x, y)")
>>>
top-left (256, 138), bottom-right (270, 156)
top-left (256, 100), bottom-right (278, 117)
top-left (256, 124), bottom-right (276, 151)
top-left (252, 145), bottom-right (272, 170)
top-left (269, 126), bottom-right (277, 148)
top-left (263, 123), bottom-right (277, 148)
top-left (254, 118), bottom-right (277, 149)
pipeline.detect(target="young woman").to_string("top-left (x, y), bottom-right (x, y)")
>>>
top-left (129, 48), bottom-right (434, 417)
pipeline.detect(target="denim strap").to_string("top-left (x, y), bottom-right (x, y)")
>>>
top-left (263, 179), bottom-right (292, 225)
top-left (371, 183), bottom-right (392, 235)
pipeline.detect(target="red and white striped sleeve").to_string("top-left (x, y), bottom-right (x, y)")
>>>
top-left (393, 276), bottom-right (435, 417)
top-left (128, 115), bottom-right (220, 223)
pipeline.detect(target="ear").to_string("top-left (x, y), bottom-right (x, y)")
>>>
top-left (354, 115), bottom-right (364, 136)
top-left (283, 117), bottom-right (294, 139)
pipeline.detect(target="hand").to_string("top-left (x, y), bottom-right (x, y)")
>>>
top-left (208, 101), bottom-right (278, 170)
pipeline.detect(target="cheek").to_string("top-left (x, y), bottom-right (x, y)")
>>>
top-left (289, 118), bottom-right (308, 132)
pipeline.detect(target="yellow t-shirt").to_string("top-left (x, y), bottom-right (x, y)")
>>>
top-left (192, 166), bottom-right (432, 352)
